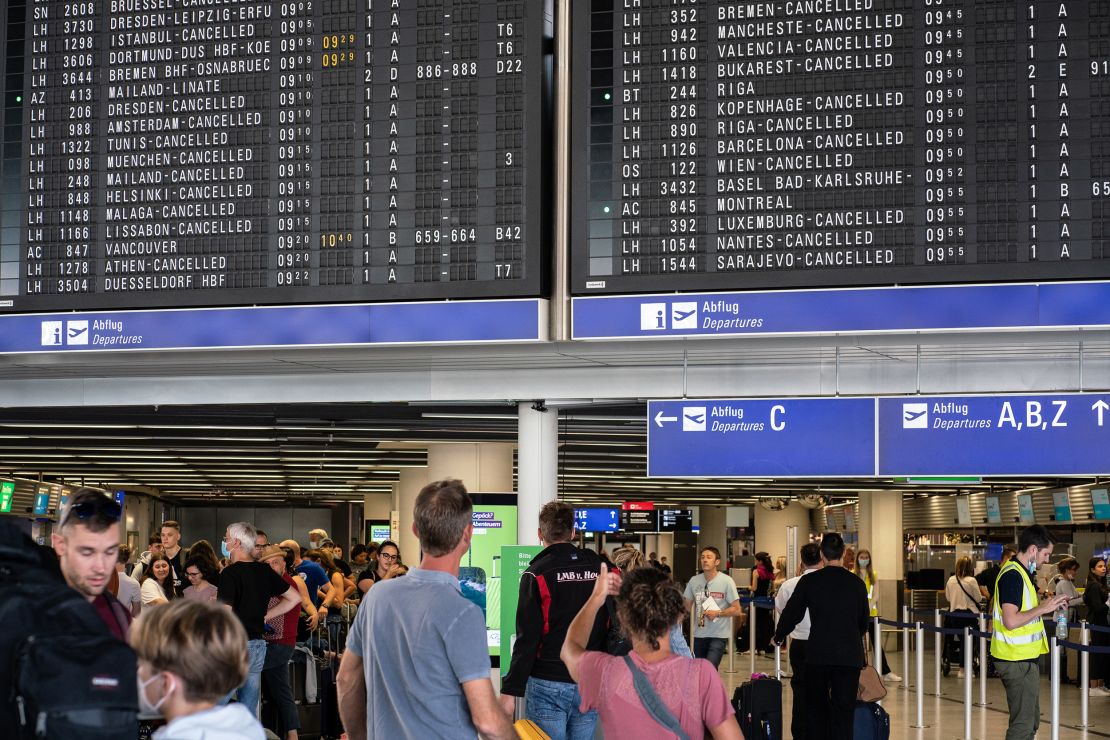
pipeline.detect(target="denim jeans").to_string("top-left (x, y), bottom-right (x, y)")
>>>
top-left (524, 676), bottom-right (597, 740)
top-left (694, 637), bottom-right (727, 669)
top-left (236, 638), bottom-right (268, 718)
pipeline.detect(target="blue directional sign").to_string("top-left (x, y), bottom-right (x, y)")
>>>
top-left (573, 281), bottom-right (1110, 340)
top-left (647, 398), bottom-right (876, 477)
top-left (878, 394), bottom-right (1110, 476)
top-left (0, 299), bottom-right (546, 353)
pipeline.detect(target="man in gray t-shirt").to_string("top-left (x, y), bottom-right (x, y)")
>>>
top-left (683, 546), bottom-right (741, 669)
top-left (337, 480), bottom-right (515, 740)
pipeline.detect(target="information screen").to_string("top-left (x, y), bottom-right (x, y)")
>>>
top-left (0, 0), bottom-right (550, 312)
top-left (571, 0), bottom-right (1110, 295)
top-left (618, 508), bottom-right (657, 531)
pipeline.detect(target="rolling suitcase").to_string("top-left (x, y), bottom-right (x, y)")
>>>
top-left (853, 701), bottom-right (890, 740)
top-left (733, 677), bottom-right (783, 740)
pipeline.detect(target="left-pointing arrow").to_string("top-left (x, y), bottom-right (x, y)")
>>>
top-left (654, 411), bottom-right (678, 427)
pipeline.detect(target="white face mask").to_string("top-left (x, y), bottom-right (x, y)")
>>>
top-left (138, 671), bottom-right (174, 716)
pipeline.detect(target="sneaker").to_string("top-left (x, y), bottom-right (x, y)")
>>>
top-left (1088, 687), bottom-right (1110, 696)
top-left (957, 669), bottom-right (965, 679)
top-left (883, 672), bottom-right (902, 683)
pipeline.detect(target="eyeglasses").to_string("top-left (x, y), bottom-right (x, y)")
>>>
top-left (60, 495), bottom-right (122, 529)
top-left (186, 571), bottom-right (201, 578)
top-left (379, 552), bottom-right (398, 561)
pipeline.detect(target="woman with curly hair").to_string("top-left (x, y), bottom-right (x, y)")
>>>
top-left (561, 564), bottom-right (741, 739)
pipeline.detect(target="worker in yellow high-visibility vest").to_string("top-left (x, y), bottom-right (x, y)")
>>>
top-left (991, 525), bottom-right (1071, 740)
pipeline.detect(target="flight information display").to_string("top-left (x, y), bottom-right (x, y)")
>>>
top-left (571, 0), bottom-right (1110, 294)
top-left (0, 0), bottom-right (550, 311)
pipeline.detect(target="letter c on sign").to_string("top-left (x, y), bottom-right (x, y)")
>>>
top-left (770, 405), bottom-right (785, 431)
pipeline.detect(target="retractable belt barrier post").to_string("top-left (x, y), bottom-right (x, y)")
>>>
top-left (902, 605), bottom-right (911, 689)
top-left (1050, 636), bottom-right (1060, 740)
top-left (775, 641), bottom-right (782, 680)
top-left (934, 609), bottom-right (943, 696)
top-left (1080, 621), bottom-right (1089, 728)
top-left (1056, 627), bottom-right (1110, 730)
top-left (976, 613), bottom-right (990, 707)
top-left (749, 599), bottom-right (757, 677)
top-left (962, 627), bottom-right (973, 740)
top-left (912, 621), bottom-right (928, 729)
top-left (872, 617), bottom-right (883, 707)
top-left (726, 615), bottom-right (736, 675)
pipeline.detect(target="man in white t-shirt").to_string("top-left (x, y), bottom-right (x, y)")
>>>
top-left (683, 546), bottom-right (741, 669)
top-left (115, 544), bottom-right (142, 617)
top-left (774, 543), bottom-right (823, 740)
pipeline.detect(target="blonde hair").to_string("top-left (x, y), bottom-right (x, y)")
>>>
top-left (854, 548), bottom-right (876, 584)
top-left (955, 556), bottom-right (974, 580)
top-left (129, 600), bottom-right (249, 703)
top-left (612, 546), bottom-right (646, 573)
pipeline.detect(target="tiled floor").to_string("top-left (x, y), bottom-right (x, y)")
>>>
top-left (718, 651), bottom-right (1110, 740)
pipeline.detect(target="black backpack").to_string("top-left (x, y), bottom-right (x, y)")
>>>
top-left (0, 522), bottom-right (139, 739)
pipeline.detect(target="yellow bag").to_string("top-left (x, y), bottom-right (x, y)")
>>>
top-left (514, 719), bottom-right (551, 740)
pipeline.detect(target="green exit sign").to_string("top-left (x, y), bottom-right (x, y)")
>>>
top-left (896, 477), bottom-right (982, 485)
top-left (0, 481), bottom-right (14, 513)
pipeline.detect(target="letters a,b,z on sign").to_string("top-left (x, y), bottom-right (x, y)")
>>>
top-left (647, 398), bottom-right (876, 477)
top-left (878, 394), bottom-right (1110, 476)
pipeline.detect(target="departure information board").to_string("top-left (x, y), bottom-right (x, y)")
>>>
top-left (0, 0), bottom-right (550, 311)
top-left (571, 0), bottom-right (1110, 294)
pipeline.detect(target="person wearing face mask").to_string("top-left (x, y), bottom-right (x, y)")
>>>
top-left (218, 522), bottom-right (301, 720)
top-left (853, 548), bottom-right (901, 682)
top-left (307, 528), bottom-right (328, 551)
top-left (131, 599), bottom-right (265, 740)
top-left (991, 525), bottom-right (1071, 740)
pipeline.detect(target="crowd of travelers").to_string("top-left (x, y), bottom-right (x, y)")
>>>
top-left (2, 483), bottom-right (1107, 740)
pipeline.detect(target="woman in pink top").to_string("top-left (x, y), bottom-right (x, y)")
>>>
top-left (562, 564), bottom-right (741, 740)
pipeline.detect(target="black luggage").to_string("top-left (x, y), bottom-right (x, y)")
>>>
top-left (853, 701), bottom-right (890, 740)
top-left (733, 677), bottom-right (783, 740)
top-left (0, 521), bottom-right (139, 740)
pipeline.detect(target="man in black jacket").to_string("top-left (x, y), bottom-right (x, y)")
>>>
top-left (500, 501), bottom-right (607, 740)
top-left (773, 533), bottom-right (870, 740)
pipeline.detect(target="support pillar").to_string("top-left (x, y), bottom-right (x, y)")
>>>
top-left (697, 506), bottom-right (728, 561)
top-left (858, 490), bottom-right (904, 628)
top-left (517, 403), bottom-right (558, 547)
top-left (754, 503), bottom-right (812, 566)
top-left (393, 467), bottom-right (428, 565)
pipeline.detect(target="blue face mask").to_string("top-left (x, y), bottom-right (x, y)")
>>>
top-left (221, 540), bottom-right (231, 558)
top-left (1027, 554), bottom-right (1037, 574)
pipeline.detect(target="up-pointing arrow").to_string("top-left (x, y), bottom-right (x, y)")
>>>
top-left (654, 410), bottom-right (678, 427)
top-left (1093, 399), bottom-right (1109, 427)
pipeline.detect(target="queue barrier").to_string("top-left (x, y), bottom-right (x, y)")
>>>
top-left (687, 595), bottom-right (777, 676)
top-left (885, 610), bottom-right (1110, 737)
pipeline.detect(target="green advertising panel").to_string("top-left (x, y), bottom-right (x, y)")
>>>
top-left (460, 500), bottom-right (518, 658)
top-left (499, 545), bottom-right (543, 676)
top-left (0, 481), bottom-right (14, 514)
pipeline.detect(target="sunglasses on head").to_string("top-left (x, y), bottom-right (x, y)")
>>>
top-left (61, 495), bottom-right (122, 527)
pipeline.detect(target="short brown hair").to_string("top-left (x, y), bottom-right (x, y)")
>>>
top-left (538, 501), bottom-right (575, 543)
top-left (413, 479), bottom-right (472, 557)
top-left (59, 487), bottom-right (120, 535)
top-left (130, 600), bottom-right (248, 703)
top-left (161, 521), bottom-right (180, 532)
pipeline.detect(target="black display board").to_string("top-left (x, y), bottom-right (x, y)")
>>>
top-left (571, 0), bottom-right (1110, 295)
top-left (619, 508), bottom-right (658, 531)
top-left (0, 0), bottom-right (550, 312)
